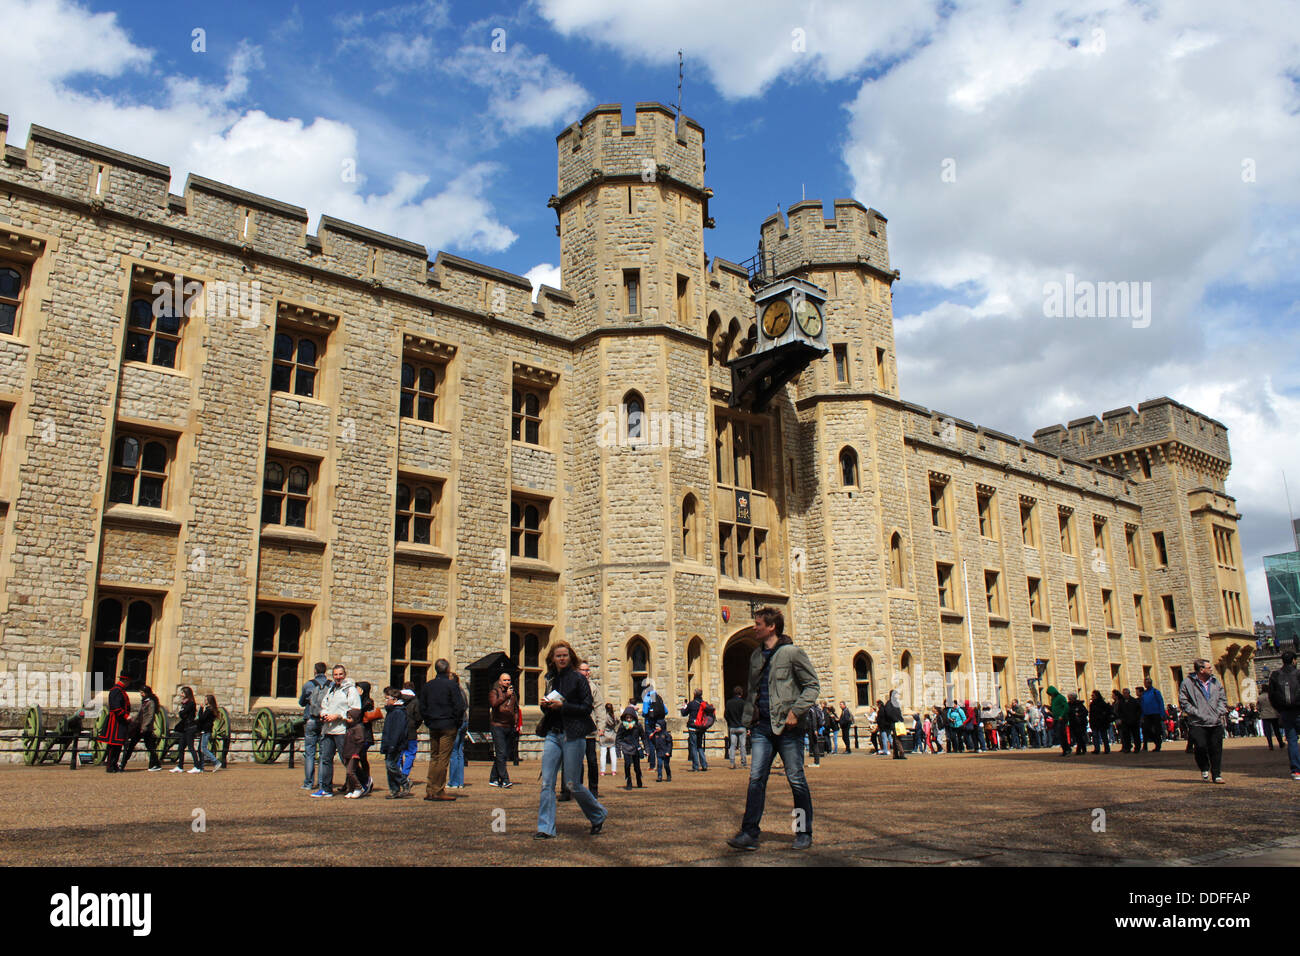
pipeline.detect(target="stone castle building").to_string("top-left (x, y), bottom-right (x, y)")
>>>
top-left (0, 101), bottom-right (1256, 726)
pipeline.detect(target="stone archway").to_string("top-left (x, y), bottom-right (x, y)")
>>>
top-left (723, 627), bottom-right (758, 700)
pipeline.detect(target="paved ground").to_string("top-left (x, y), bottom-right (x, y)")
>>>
top-left (0, 738), bottom-right (1294, 866)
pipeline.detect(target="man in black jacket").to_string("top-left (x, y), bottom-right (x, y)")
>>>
top-left (838, 701), bottom-right (854, 754)
top-left (419, 659), bottom-right (464, 802)
top-left (1117, 688), bottom-right (1142, 753)
top-left (725, 687), bottom-right (747, 768)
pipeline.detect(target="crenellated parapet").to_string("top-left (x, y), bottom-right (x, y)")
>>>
top-left (555, 102), bottom-right (705, 201)
top-left (759, 198), bottom-right (891, 280)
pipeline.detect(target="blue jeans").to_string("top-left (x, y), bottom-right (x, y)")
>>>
top-left (302, 718), bottom-right (321, 786)
top-left (1279, 710), bottom-right (1300, 774)
top-left (318, 733), bottom-right (341, 790)
top-left (400, 738), bottom-right (418, 777)
top-left (828, 730), bottom-right (839, 753)
top-left (199, 732), bottom-right (221, 768)
top-left (741, 725), bottom-right (812, 838)
top-left (878, 730), bottom-right (892, 755)
top-left (448, 722), bottom-right (467, 787)
top-left (384, 751), bottom-right (408, 794)
top-left (537, 731), bottom-right (606, 836)
top-left (728, 727), bottom-right (747, 766)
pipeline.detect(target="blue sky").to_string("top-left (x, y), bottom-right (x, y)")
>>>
top-left (4, 0), bottom-right (1299, 616)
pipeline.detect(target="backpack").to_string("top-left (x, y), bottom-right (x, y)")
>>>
top-left (946, 707), bottom-right (965, 728)
top-left (307, 677), bottom-right (328, 720)
top-left (694, 701), bottom-right (716, 730)
top-left (1269, 668), bottom-right (1300, 710)
top-left (650, 695), bottom-right (667, 722)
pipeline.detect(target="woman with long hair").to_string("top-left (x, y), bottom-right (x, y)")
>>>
top-left (356, 680), bottom-right (380, 795)
top-left (535, 641), bottom-right (607, 839)
top-left (170, 686), bottom-right (202, 773)
top-left (195, 693), bottom-right (223, 771)
top-left (598, 702), bottom-right (618, 776)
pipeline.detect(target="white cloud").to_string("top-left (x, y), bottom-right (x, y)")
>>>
top-left (443, 45), bottom-right (588, 134)
top-left (1, 0), bottom-right (516, 255)
top-left (523, 262), bottom-right (562, 300)
top-left (537, 0), bottom-right (937, 99)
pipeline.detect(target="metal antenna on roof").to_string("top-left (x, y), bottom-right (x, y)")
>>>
top-left (675, 50), bottom-right (684, 135)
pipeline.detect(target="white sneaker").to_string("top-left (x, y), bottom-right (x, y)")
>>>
top-left (187, 767), bottom-right (202, 774)
top-left (169, 767), bottom-right (183, 774)
top-left (147, 766), bottom-right (162, 772)
top-left (1201, 771), bottom-right (1210, 781)
top-left (345, 788), bottom-right (364, 799)
top-left (210, 765), bottom-right (221, 772)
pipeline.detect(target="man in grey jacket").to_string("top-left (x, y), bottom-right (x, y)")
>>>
top-left (727, 606), bottom-right (820, 852)
top-left (312, 664), bottom-right (361, 797)
top-left (1178, 658), bottom-right (1228, 784)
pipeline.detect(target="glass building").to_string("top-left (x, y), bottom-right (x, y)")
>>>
top-left (1264, 550), bottom-right (1300, 648)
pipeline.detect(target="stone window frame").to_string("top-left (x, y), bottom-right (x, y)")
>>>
top-left (124, 266), bottom-right (197, 371)
top-left (391, 615), bottom-right (441, 692)
top-left (91, 591), bottom-right (161, 688)
top-left (976, 485), bottom-right (998, 539)
top-left (1058, 506), bottom-right (1076, 555)
top-left (853, 651), bottom-right (874, 706)
top-left (1152, 530), bottom-right (1169, 567)
top-left (936, 561), bottom-right (956, 611)
top-left (1134, 593), bottom-right (1150, 632)
top-left (626, 635), bottom-right (651, 704)
top-left (681, 492), bottom-right (700, 563)
top-left (512, 363), bottom-right (558, 449)
top-left (928, 472), bottom-right (952, 530)
top-left (889, 532), bottom-right (907, 589)
top-left (0, 259), bottom-right (29, 337)
top-left (685, 636), bottom-right (705, 697)
top-left (984, 569), bottom-right (1005, 618)
top-left (249, 604), bottom-right (309, 700)
top-left (676, 273), bottom-right (691, 325)
top-left (839, 446), bottom-right (860, 489)
top-left (1102, 588), bottom-right (1117, 630)
top-left (510, 493), bottom-right (549, 562)
top-left (399, 335), bottom-right (455, 428)
top-left (261, 456), bottom-right (318, 531)
top-left (1066, 581), bottom-right (1084, 626)
top-left (833, 343), bottom-right (850, 384)
top-left (271, 327), bottom-right (323, 399)
top-left (107, 429), bottom-right (174, 511)
top-left (622, 389), bottom-right (646, 444)
top-left (394, 475), bottom-right (444, 549)
top-left (271, 302), bottom-right (338, 402)
top-left (511, 626), bottom-right (551, 707)
top-left (1028, 576), bottom-right (1047, 623)
top-left (718, 520), bottom-right (733, 577)
top-left (1020, 496), bottom-right (1040, 549)
top-left (1125, 524), bottom-right (1140, 569)
top-left (623, 268), bottom-right (641, 316)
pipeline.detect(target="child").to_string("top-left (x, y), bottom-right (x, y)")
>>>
top-left (616, 706), bottom-right (646, 789)
top-left (357, 681), bottom-right (381, 796)
top-left (341, 705), bottom-right (368, 798)
top-left (379, 686), bottom-right (410, 798)
top-left (649, 716), bottom-right (673, 781)
top-left (400, 682), bottom-right (421, 787)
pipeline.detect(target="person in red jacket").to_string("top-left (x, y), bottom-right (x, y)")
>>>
top-left (100, 672), bottom-right (131, 773)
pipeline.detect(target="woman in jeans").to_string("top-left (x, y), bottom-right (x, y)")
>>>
top-left (195, 694), bottom-right (223, 771)
top-left (598, 703), bottom-right (618, 776)
top-left (169, 686), bottom-right (202, 773)
top-left (534, 641), bottom-right (607, 839)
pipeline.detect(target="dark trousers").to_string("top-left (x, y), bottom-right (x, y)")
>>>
top-left (841, 726), bottom-right (852, 753)
top-left (1091, 729), bottom-right (1110, 754)
top-left (121, 729), bottom-right (160, 769)
top-left (1261, 717), bottom-right (1283, 749)
top-left (1141, 714), bottom-right (1164, 750)
top-left (1056, 721), bottom-right (1070, 754)
top-left (1120, 723), bottom-right (1139, 752)
top-left (175, 727), bottom-right (200, 769)
top-left (624, 752), bottom-right (642, 786)
top-left (103, 744), bottom-right (122, 770)
top-left (1071, 722), bottom-right (1088, 754)
top-left (489, 725), bottom-right (511, 785)
top-left (1188, 724), bottom-right (1224, 778)
top-left (656, 753), bottom-right (672, 780)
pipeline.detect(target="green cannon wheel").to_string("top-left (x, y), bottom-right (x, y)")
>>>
top-left (213, 707), bottom-right (232, 765)
top-left (21, 705), bottom-right (43, 766)
top-left (251, 708), bottom-right (279, 763)
top-left (89, 709), bottom-right (109, 765)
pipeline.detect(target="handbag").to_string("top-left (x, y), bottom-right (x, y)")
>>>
top-left (894, 721), bottom-right (906, 736)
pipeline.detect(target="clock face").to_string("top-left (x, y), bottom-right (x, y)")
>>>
top-left (795, 298), bottom-right (823, 337)
top-left (761, 299), bottom-right (792, 339)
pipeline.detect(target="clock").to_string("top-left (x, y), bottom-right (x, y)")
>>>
top-left (795, 298), bottom-right (823, 338)
top-left (761, 299), bottom-right (791, 339)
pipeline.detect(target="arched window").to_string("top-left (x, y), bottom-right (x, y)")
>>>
top-left (250, 607), bottom-right (306, 698)
top-left (512, 388), bottom-right (542, 444)
top-left (623, 391), bottom-right (644, 442)
top-left (91, 595), bottom-right (158, 689)
top-left (628, 637), bottom-right (650, 703)
top-left (510, 500), bottom-right (543, 559)
top-left (125, 293), bottom-right (183, 368)
top-left (686, 637), bottom-right (704, 698)
top-left (395, 481), bottom-right (439, 546)
top-left (737, 323), bottom-right (757, 357)
top-left (391, 619), bottom-right (435, 690)
top-left (262, 459), bottom-right (313, 528)
top-left (109, 434), bottom-right (170, 508)
top-left (854, 652), bottom-right (873, 706)
top-left (723, 318), bottom-right (741, 363)
top-left (400, 361), bottom-right (441, 423)
top-left (682, 494), bottom-right (698, 561)
top-left (840, 447), bottom-right (859, 488)
top-left (509, 630), bottom-right (546, 705)
top-left (889, 532), bottom-right (905, 588)
top-left (271, 331), bottom-right (319, 397)
top-left (899, 651), bottom-right (914, 709)
top-left (706, 312), bottom-right (720, 367)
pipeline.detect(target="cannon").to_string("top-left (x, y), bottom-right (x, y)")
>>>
top-left (20, 705), bottom-right (87, 766)
top-left (250, 708), bottom-right (304, 764)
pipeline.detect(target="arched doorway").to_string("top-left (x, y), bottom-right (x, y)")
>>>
top-left (723, 628), bottom-right (758, 700)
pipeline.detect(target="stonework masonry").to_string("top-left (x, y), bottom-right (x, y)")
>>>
top-left (0, 103), bottom-right (1255, 746)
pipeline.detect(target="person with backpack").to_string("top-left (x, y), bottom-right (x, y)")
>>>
top-left (298, 662), bottom-right (329, 791)
top-left (726, 607), bottom-right (820, 852)
top-left (1179, 658), bottom-right (1229, 783)
top-left (313, 664), bottom-right (360, 797)
top-left (725, 686), bottom-right (748, 768)
top-left (1258, 680), bottom-right (1283, 752)
top-left (681, 689), bottom-right (713, 771)
top-left (1267, 649), bottom-right (1300, 781)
